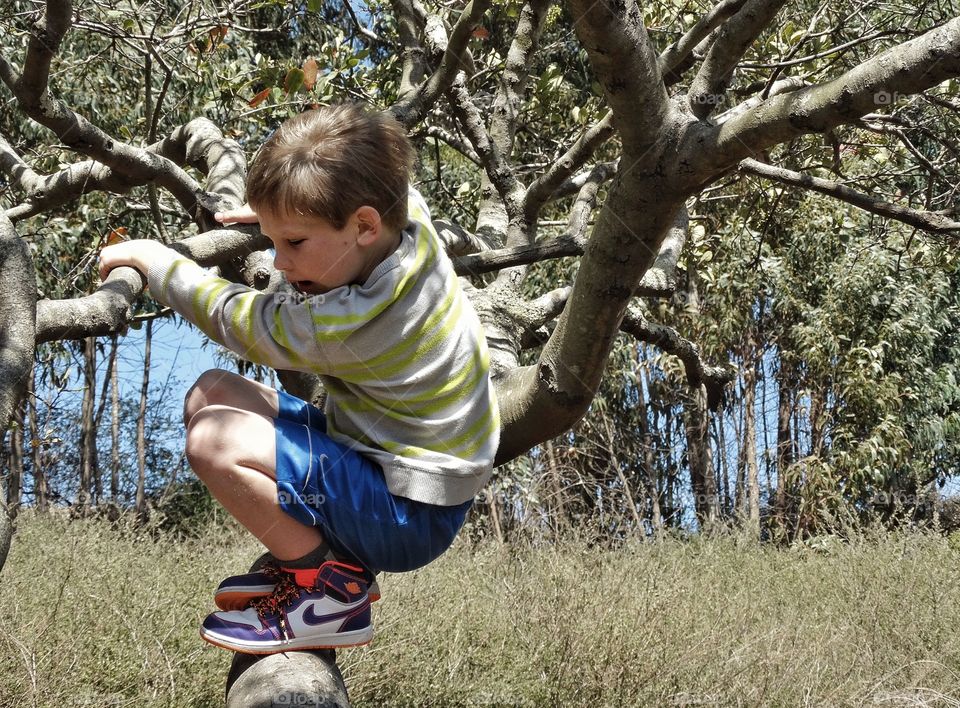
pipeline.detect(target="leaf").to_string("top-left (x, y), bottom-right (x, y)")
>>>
top-left (284, 67), bottom-right (305, 94)
top-left (472, 27), bottom-right (489, 39)
top-left (106, 227), bottom-right (128, 246)
top-left (302, 58), bottom-right (318, 90)
top-left (307, 0), bottom-right (322, 12)
top-left (208, 26), bottom-right (228, 49)
top-left (248, 88), bottom-right (271, 108)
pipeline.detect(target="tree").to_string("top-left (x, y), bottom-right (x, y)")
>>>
top-left (2, 0), bottom-right (959, 701)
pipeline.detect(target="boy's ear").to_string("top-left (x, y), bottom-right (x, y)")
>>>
top-left (354, 206), bottom-right (381, 246)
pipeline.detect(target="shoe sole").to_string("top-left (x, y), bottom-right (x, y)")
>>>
top-left (200, 626), bottom-right (374, 654)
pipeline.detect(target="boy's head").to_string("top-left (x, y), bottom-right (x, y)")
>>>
top-left (246, 103), bottom-right (414, 235)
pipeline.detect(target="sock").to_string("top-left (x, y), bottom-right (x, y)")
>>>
top-left (277, 543), bottom-right (368, 589)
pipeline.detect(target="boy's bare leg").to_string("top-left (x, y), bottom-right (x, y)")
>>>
top-left (183, 369), bottom-right (279, 428)
top-left (185, 403), bottom-right (323, 561)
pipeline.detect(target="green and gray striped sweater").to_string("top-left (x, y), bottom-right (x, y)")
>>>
top-left (146, 189), bottom-right (499, 506)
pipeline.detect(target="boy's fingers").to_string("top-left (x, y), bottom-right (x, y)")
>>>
top-left (214, 204), bottom-right (259, 224)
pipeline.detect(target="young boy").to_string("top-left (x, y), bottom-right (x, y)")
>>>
top-left (98, 103), bottom-right (500, 654)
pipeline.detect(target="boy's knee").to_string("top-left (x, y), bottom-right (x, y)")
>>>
top-left (183, 368), bottom-right (236, 426)
top-left (185, 404), bottom-right (238, 472)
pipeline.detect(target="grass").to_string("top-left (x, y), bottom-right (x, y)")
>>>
top-left (3, 513), bottom-right (960, 706)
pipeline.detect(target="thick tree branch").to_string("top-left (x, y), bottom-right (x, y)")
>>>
top-left (0, 137), bottom-right (130, 221)
top-left (740, 158), bottom-right (960, 234)
top-left (35, 227), bottom-right (270, 343)
top-left (695, 17), bottom-right (960, 178)
top-left (446, 72), bottom-right (521, 208)
top-left (391, 0), bottom-right (429, 103)
top-left (687, 0), bottom-right (789, 119)
top-left (567, 0), bottom-right (669, 153)
top-left (489, 0), bottom-right (551, 159)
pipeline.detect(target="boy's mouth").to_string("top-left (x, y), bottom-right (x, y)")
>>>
top-left (293, 280), bottom-right (322, 294)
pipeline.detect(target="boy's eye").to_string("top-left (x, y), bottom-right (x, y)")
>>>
top-left (288, 239), bottom-right (305, 247)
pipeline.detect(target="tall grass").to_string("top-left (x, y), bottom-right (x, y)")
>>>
top-left (3, 513), bottom-right (960, 706)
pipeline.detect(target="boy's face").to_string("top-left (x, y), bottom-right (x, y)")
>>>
top-left (258, 208), bottom-right (380, 295)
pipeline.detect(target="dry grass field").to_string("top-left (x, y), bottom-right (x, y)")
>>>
top-left (3, 512), bottom-right (960, 706)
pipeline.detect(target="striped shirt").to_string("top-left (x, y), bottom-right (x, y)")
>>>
top-left (146, 189), bottom-right (499, 506)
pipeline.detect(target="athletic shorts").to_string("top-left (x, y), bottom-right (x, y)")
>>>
top-left (272, 389), bottom-right (472, 574)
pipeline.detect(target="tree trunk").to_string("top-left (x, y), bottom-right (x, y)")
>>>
top-left (6, 396), bottom-right (24, 514)
top-left (742, 359), bottom-right (760, 537)
top-left (0, 213), bottom-right (37, 571)
top-left (635, 355), bottom-right (662, 534)
top-left (684, 384), bottom-right (717, 529)
top-left (27, 371), bottom-right (46, 512)
top-left (77, 336), bottom-right (97, 509)
top-left (110, 336), bottom-right (121, 502)
top-left (135, 320), bottom-right (153, 520)
top-left (775, 367), bottom-right (795, 534)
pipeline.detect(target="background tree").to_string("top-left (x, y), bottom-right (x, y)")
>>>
top-left (2, 0), bottom-right (960, 701)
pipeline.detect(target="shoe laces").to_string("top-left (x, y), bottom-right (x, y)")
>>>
top-left (251, 571), bottom-right (302, 619)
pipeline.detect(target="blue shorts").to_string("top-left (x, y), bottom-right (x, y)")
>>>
top-left (273, 390), bottom-right (472, 574)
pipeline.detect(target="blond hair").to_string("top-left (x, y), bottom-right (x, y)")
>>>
top-left (246, 103), bottom-right (415, 233)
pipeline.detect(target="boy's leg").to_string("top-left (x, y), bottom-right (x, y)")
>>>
top-left (185, 403), bottom-right (320, 560)
top-left (183, 369), bottom-right (279, 430)
top-left (187, 404), bottom-right (374, 653)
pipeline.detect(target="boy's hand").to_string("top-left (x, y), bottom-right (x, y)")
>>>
top-left (215, 203), bottom-right (259, 224)
top-left (98, 240), bottom-right (170, 283)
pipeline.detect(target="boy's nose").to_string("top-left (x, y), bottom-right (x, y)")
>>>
top-left (272, 251), bottom-right (290, 272)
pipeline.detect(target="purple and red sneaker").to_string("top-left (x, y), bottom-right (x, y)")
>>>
top-left (201, 561), bottom-right (373, 654)
top-left (215, 563), bottom-right (381, 611)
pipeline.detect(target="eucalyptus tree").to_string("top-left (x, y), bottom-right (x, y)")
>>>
top-left (2, 0), bottom-right (960, 701)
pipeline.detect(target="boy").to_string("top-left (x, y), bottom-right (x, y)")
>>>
top-left (98, 103), bottom-right (500, 654)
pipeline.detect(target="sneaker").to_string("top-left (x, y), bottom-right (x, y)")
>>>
top-left (215, 563), bottom-right (381, 611)
top-left (201, 561), bottom-right (373, 654)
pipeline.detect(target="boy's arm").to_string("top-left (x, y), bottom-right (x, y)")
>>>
top-left (99, 239), bottom-right (325, 372)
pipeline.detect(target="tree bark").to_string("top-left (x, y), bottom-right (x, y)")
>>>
top-left (684, 384), bottom-right (718, 528)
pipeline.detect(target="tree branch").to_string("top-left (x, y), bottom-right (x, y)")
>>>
top-left (621, 304), bottom-right (735, 410)
top-left (740, 158), bottom-right (960, 234)
top-left (390, 0), bottom-right (429, 102)
top-left (658, 0), bottom-right (748, 81)
top-left (687, 0), bottom-right (789, 119)
top-left (567, 0), bottom-right (669, 153)
top-left (35, 226), bottom-right (270, 343)
top-left (696, 17), bottom-right (960, 177)
top-left (391, 0), bottom-right (490, 128)
top-left (488, 0), bottom-right (551, 159)
top-left (524, 113), bottom-right (615, 218)
top-left (1, 0), bottom-right (206, 213)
